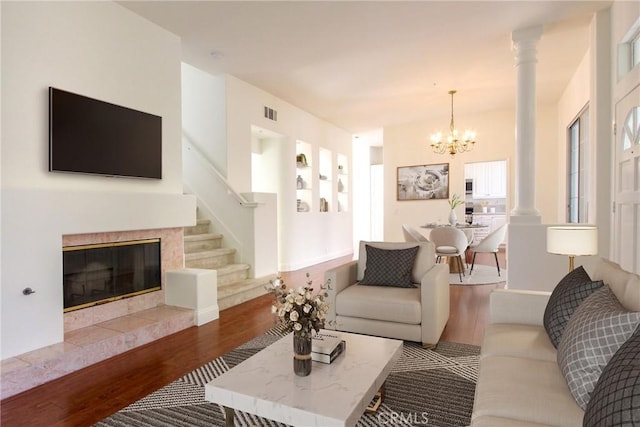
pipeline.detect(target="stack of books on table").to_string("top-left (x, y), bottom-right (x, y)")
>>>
top-left (311, 332), bottom-right (346, 364)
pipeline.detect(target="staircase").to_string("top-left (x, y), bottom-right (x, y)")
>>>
top-left (183, 217), bottom-right (272, 311)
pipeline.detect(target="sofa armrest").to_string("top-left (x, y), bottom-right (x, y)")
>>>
top-left (489, 289), bottom-right (551, 326)
top-left (420, 263), bottom-right (450, 345)
top-left (324, 260), bottom-right (358, 329)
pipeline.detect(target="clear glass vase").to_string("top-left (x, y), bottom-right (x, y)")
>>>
top-left (293, 333), bottom-right (312, 376)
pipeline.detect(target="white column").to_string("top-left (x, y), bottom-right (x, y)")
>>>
top-left (510, 26), bottom-right (543, 223)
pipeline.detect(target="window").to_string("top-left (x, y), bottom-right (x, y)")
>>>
top-left (567, 107), bottom-right (589, 223)
top-left (621, 106), bottom-right (640, 151)
top-left (617, 18), bottom-right (640, 79)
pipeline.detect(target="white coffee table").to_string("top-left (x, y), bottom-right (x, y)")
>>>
top-left (205, 331), bottom-right (403, 426)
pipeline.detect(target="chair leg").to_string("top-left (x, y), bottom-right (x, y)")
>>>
top-left (494, 252), bottom-right (501, 276)
top-left (457, 256), bottom-right (463, 282)
top-left (470, 252), bottom-right (477, 274)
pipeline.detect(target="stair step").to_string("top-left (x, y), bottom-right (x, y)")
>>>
top-left (184, 233), bottom-right (223, 253)
top-left (217, 264), bottom-right (251, 286)
top-left (185, 248), bottom-right (235, 269)
top-left (184, 219), bottom-right (211, 236)
top-left (218, 275), bottom-right (277, 311)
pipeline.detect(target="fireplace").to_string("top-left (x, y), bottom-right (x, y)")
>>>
top-left (63, 239), bottom-right (161, 312)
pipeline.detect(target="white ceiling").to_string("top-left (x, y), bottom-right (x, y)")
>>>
top-left (120, 1), bottom-right (611, 140)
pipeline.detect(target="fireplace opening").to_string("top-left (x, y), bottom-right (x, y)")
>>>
top-left (63, 239), bottom-right (161, 312)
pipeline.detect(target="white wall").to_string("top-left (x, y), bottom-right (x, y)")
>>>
top-left (382, 106), bottom-right (560, 242)
top-left (181, 63), bottom-right (228, 177)
top-left (0, 2), bottom-right (194, 359)
top-left (508, 6), bottom-right (635, 291)
top-left (224, 76), bottom-right (354, 271)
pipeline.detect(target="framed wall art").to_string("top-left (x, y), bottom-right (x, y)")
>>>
top-left (397, 163), bottom-right (449, 201)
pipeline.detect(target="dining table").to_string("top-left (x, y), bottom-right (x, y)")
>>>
top-left (420, 223), bottom-right (488, 229)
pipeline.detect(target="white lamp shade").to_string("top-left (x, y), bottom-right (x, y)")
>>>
top-left (546, 226), bottom-right (598, 256)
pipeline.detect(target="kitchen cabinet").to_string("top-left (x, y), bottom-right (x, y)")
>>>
top-left (472, 214), bottom-right (507, 244)
top-left (465, 161), bottom-right (507, 199)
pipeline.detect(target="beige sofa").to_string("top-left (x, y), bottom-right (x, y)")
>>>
top-left (471, 258), bottom-right (640, 426)
top-left (324, 240), bottom-right (449, 348)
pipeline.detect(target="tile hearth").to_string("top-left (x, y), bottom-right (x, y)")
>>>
top-left (1, 305), bottom-right (194, 399)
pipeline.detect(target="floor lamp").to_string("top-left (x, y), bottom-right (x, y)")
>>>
top-left (546, 226), bottom-right (598, 271)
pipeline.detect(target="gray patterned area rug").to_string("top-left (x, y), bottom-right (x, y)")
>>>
top-left (95, 328), bottom-right (479, 427)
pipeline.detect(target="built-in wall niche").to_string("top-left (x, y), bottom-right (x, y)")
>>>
top-left (337, 153), bottom-right (349, 212)
top-left (63, 239), bottom-right (161, 312)
top-left (296, 140), bottom-right (313, 212)
top-left (319, 148), bottom-right (332, 212)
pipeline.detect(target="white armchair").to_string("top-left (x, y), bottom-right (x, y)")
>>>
top-left (324, 241), bottom-right (450, 348)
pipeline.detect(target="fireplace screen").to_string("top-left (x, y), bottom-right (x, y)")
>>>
top-left (63, 239), bottom-right (161, 312)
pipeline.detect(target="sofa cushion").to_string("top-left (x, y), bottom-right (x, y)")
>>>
top-left (357, 241), bottom-right (435, 284)
top-left (472, 355), bottom-right (583, 426)
top-left (583, 326), bottom-right (640, 426)
top-left (557, 286), bottom-right (640, 409)
top-left (360, 244), bottom-right (419, 288)
top-left (335, 283), bottom-right (422, 324)
top-left (543, 266), bottom-right (603, 348)
top-left (592, 258), bottom-right (640, 312)
top-left (481, 323), bottom-right (556, 362)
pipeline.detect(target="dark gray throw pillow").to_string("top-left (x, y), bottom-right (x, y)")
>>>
top-left (359, 245), bottom-right (419, 288)
top-left (583, 326), bottom-right (640, 426)
top-left (557, 286), bottom-right (640, 409)
top-left (543, 266), bottom-right (603, 348)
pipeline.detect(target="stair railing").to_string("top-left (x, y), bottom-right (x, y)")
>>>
top-left (183, 138), bottom-right (259, 208)
top-left (182, 135), bottom-right (278, 279)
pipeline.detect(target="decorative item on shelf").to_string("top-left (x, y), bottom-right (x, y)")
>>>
top-left (320, 197), bottom-right (329, 212)
top-left (265, 274), bottom-right (331, 377)
top-left (448, 193), bottom-right (464, 225)
top-left (319, 174), bottom-right (328, 180)
top-left (338, 164), bottom-right (344, 173)
top-left (430, 90), bottom-right (476, 157)
top-left (297, 199), bottom-right (309, 212)
top-left (297, 175), bottom-right (304, 189)
top-left (546, 225), bottom-right (598, 271)
top-left (296, 153), bottom-right (308, 167)
top-left (337, 178), bottom-right (344, 192)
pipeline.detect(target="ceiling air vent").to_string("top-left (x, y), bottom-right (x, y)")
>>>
top-left (264, 106), bottom-right (278, 122)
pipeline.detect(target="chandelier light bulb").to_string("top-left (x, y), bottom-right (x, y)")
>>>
top-left (429, 90), bottom-right (477, 157)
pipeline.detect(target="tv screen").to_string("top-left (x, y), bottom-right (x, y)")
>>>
top-left (49, 87), bottom-right (162, 179)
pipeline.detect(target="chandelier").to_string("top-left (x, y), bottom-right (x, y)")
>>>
top-left (430, 90), bottom-right (476, 156)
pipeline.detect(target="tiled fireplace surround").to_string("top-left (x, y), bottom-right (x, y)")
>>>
top-left (0, 228), bottom-right (196, 399)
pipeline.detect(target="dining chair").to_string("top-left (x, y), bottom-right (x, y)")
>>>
top-left (469, 224), bottom-right (508, 276)
top-left (429, 226), bottom-right (468, 282)
top-left (402, 224), bottom-right (429, 242)
top-left (462, 229), bottom-right (474, 267)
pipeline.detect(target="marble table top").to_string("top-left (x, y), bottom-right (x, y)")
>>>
top-left (205, 331), bottom-right (403, 427)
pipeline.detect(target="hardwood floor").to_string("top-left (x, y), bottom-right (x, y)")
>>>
top-left (0, 252), bottom-right (505, 427)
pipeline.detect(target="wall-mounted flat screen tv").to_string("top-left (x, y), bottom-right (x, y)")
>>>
top-left (49, 87), bottom-right (162, 179)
